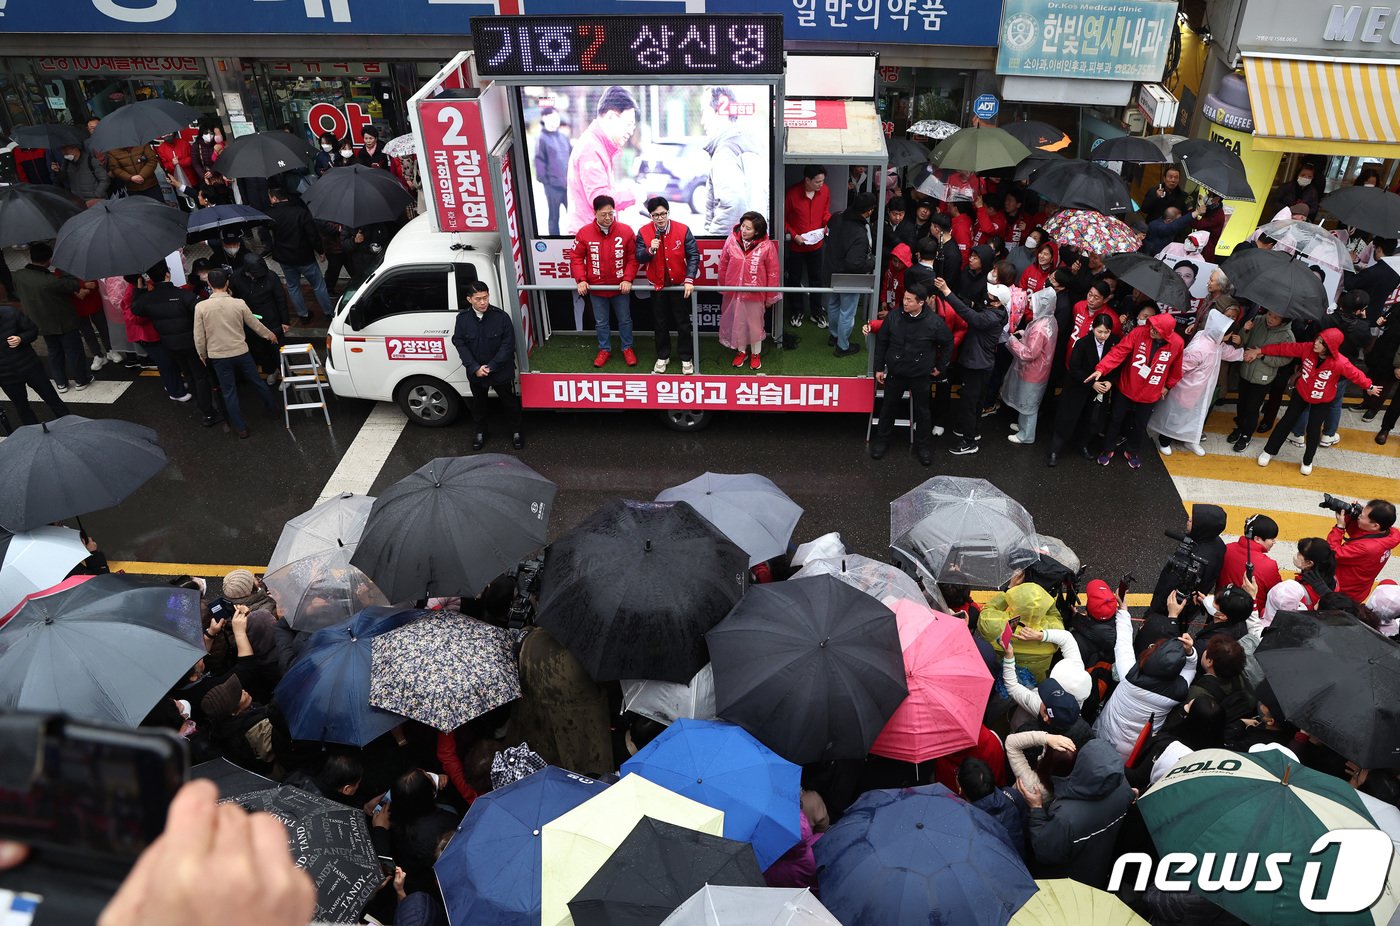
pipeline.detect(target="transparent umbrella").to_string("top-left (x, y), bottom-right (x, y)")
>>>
top-left (267, 491), bottom-right (375, 573)
top-left (793, 552), bottom-right (948, 612)
top-left (622, 663), bottom-right (717, 726)
top-left (889, 476), bottom-right (1040, 589)
top-left (264, 546), bottom-right (390, 632)
top-left (1250, 219), bottom-right (1354, 273)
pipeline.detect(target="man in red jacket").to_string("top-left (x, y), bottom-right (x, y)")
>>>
top-left (1217, 514), bottom-right (1283, 612)
top-left (1087, 313), bottom-right (1183, 470)
top-left (784, 165), bottom-right (831, 329)
top-left (1327, 500), bottom-right (1399, 603)
top-left (571, 194), bottom-right (638, 368)
top-left (635, 196), bottom-right (699, 375)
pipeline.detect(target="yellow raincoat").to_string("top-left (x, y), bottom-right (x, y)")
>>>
top-left (977, 583), bottom-right (1065, 681)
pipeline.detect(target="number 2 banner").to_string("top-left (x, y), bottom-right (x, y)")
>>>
top-left (416, 97), bottom-right (496, 234)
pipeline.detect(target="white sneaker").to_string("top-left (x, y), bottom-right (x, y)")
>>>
top-left (1187, 443), bottom-right (1206, 456)
top-left (1287, 434), bottom-right (1305, 448)
top-left (90, 356), bottom-right (106, 372)
top-left (1009, 423), bottom-right (1019, 432)
top-left (1159, 442), bottom-right (1173, 456)
top-left (653, 358), bottom-right (669, 374)
top-left (73, 380), bottom-right (91, 391)
top-left (1300, 463), bottom-right (1313, 475)
top-left (1319, 433), bottom-right (1340, 447)
top-left (169, 393), bottom-right (192, 403)
top-left (54, 382), bottom-right (69, 393)
top-left (681, 361), bottom-right (694, 375)
top-left (1007, 433), bottom-right (1031, 445)
top-left (1257, 452), bottom-right (1272, 466)
top-left (105, 350), bottom-right (122, 363)
top-left (266, 371), bottom-right (280, 386)
top-left (932, 426), bottom-right (945, 437)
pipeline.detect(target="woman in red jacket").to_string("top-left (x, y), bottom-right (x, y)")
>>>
top-left (1250, 328), bottom-right (1381, 475)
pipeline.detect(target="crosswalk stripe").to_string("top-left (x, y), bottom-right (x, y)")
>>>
top-left (26, 381), bottom-right (132, 405)
top-left (1171, 475), bottom-right (1395, 520)
top-left (1202, 410), bottom-right (1400, 460)
top-left (1163, 452), bottom-right (1400, 500)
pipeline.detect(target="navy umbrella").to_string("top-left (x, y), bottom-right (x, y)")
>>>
top-left (273, 605), bottom-right (424, 746)
top-left (89, 99), bottom-right (200, 151)
top-left (187, 203), bottom-right (271, 240)
top-left (0, 183), bottom-right (86, 247)
top-left (814, 784), bottom-right (1037, 926)
top-left (53, 197), bottom-right (189, 279)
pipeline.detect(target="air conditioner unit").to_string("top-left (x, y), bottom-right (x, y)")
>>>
top-left (1137, 83), bottom-right (1178, 128)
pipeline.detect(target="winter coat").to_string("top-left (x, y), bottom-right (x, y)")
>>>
top-left (703, 127), bottom-right (761, 236)
top-left (1026, 738), bottom-right (1134, 888)
top-left (823, 208), bottom-right (875, 277)
top-left (1270, 179), bottom-right (1320, 221)
top-left (1328, 516), bottom-right (1400, 604)
top-left (1344, 261), bottom-right (1400, 326)
top-left (194, 291), bottom-right (276, 361)
top-left (970, 205), bottom-right (1009, 252)
top-left (155, 136), bottom-right (195, 188)
top-left (1094, 314), bottom-right (1184, 404)
top-left (958, 244), bottom-right (995, 305)
top-left (783, 181), bottom-right (831, 254)
top-left (132, 281), bottom-right (199, 352)
top-left (106, 144), bottom-right (159, 192)
top-left (451, 305), bottom-right (516, 386)
top-left (1218, 537), bottom-right (1283, 612)
top-left (945, 288), bottom-right (1002, 371)
top-left (635, 220), bottom-right (700, 289)
top-left (12, 265), bottom-right (81, 335)
top-left (507, 627), bottom-right (612, 778)
top-left (1238, 316), bottom-right (1294, 385)
top-left (532, 127), bottom-right (572, 189)
top-left (1150, 504), bottom-right (1229, 614)
top-left (1149, 309), bottom-right (1242, 444)
top-left (55, 148), bottom-right (110, 201)
top-left (1141, 183), bottom-right (1190, 222)
top-left (265, 199), bottom-right (324, 266)
top-left (1260, 328), bottom-right (1372, 403)
top-left (873, 303), bottom-right (952, 379)
top-left (563, 122), bottom-right (632, 237)
top-left (356, 143), bottom-right (391, 171)
top-left (232, 262), bottom-right (290, 332)
top-left (571, 220), bottom-right (638, 297)
top-left (1017, 240), bottom-right (1059, 294)
top-left (1193, 204), bottom-right (1228, 262)
top-left (1002, 289), bottom-right (1058, 415)
top-left (763, 813), bottom-right (817, 890)
top-left (973, 787), bottom-right (1029, 859)
top-left (951, 211), bottom-right (974, 265)
top-left (935, 296), bottom-right (968, 364)
top-left (1093, 607), bottom-right (1197, 758)
top-left (191, 135), bottom-right (225, 180)
top-left (342, 224), bottom-right (393, 281)
top-left (1141, 210), bottom-right (1197, 257)
top-left (0, 303), bottom-right (41, 381)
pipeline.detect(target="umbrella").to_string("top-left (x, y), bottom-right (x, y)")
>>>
top-left (814, 784), bottom-right (1037, 926)
top-left (214, 131), bottom-right (318, 178)
top-left (1220, 248), bottom-right (1329, 322)
top-left (622, 664), bottom-right (717, 727)
top-left (226, 785), bottom-right (380, 924)
top-left (1138, 747), bottom-right (1400, 926)
top-left (0, 574), bottom-right (203, 726)
top-left (1029, 158), bottom-right (1133, 213)
top-left (706, 575), bottom-right (907, 764)
top-left (916, 168), bottom-right (980, 203)
top-left (10, 123), bottom-right (86, 150)
top-left (1142, 134), bottom-right (1186, 160)
top-left (886, 137), bottom-right (932, 170)
top-left (792, 553), bottom-right (931, 610)
top-left (541, 773), bottom-right (725, 926)
top-left (0, 525), bottom-right (89, 616)
top-left (268, 491), bottom-right (375, 572)
top-left (1104, 252), bottom-right (1192, 310)
top-left (907, 120), bottom-right (958, 140)
top-left (273, 605), bottom-right (422, 746)
top-left (889, 476), bottom-right (1041, 589)
top-left (351, 454), bottom-right (556, 602)
top-left (1178, 144), bottom-right (1256, 202)
top-left (929, 126), bottom-right (1031, 174)
top-left (1322, 185), bottom-right (1400, 236)
top-left (1088, 135), bottom-right (1175, 164)
top-left (187, 203), bottom-right (271, 238)
top-left (88, 99), bottom-right (199, 151)
top-left (1251, 219), bottom-right (1355, 273)
top-left (369, 612), bottom-right (520, 731)
top-left (262, 546), bottom-right (389, 633)
top-left (655, 472), bottom-right (803, 568)
top-left (1012, 149), bottom-right (1065, 184)
top-left (536, 499), bottom-right (748, 683)
top-left (305, 163), bottom-right (414, 227)
top-left (436, 766), bottom-right (608, 926)
top-left (0, 416), bottom-right (167, 532)
top-left (1043, 209), bottom-right (1142, 256)
top-left (190, 757), bottom-right (277, 799)
top-left (568, 818), bottom-right (765, 926)
top-left (1256, 611), bottom-right (1400, 767)
top-left (1010, 880), bottom-right (1148, 925)
top-left (660, 886), bottom-right (840, 926)
top-left (621, 718), bottom-right (801, 869)
top-left (0, 183), bottom-right (86, 247)
top-left (1001, 120), bottom-right (1070, 152)
top-left (869, 599), bottom-right (993, 764)
top-left (384, 133), bottom-right (418, 159)
top-left (53, 197), bottom-right (189, 279)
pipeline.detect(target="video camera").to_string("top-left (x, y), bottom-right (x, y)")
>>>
top-left (1319, 493), bottom-right (1363, 520)
top-left (1163, 529), bottom-right (1212, 597)
top-left (507, 554), bottom-right (545, 631)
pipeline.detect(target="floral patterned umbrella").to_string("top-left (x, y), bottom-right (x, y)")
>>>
top-left (907, 119), bottom-right (958, 140)
top-left (384, 133), bottom-right (417, 159)
top-left (369, 612), bottom-right (521, 732)
top-left (263, 546), bottom-right (390, 633)
top-left (1044, 209), bottom-right (1143, 256)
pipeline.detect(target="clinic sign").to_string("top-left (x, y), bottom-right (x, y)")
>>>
top-left (996, 0), bottom-right (1175, 80)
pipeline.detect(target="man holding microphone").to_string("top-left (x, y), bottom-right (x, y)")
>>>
top-left (635, 196), bottom-right (700, 375)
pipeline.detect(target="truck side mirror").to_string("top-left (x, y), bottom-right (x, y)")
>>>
top-left (347, 297), bottom-right (366, 331)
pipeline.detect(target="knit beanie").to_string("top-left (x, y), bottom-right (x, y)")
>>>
top-left (222, 569), bottom-right (256, 600)
top-left (201, 674), bottom-right (243, 721)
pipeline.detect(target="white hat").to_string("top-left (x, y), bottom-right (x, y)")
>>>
top-left (1184, 230), bottom-right (1209, 254)
top-left (985, 284), bottom-right (1012, 308)
top-left (1050, 659), bottom-right (1092, 705)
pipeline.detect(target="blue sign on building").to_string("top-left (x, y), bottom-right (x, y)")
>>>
top-left (972, 93), bottom-right (999, 120)
top-left (995, 0), bottom-right (1175, 81)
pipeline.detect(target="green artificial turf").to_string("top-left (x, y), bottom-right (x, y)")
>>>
top-left (525, 331), bottom-right (872, 378)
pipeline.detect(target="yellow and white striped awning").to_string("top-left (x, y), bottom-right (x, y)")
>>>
top-left (1243, 55), bottom-right (1400, 157)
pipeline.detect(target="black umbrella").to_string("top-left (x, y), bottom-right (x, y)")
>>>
top-left (53, 197), bottom-right (189, 279)
top-left (1013, 149), bottom-right (1064, 184)
top-left (187, 203), bottom-right (271, 242)
top-left (0, 574), bottom-right (204, 726)
top-left (536, 499), bottom-right (748, 683)
top-left (1220, 248), bottom-right (1329, 321)
top-left (89, 99), bottom-right (200, 151)
top-left (1322, 185), bottom-right (1400, 237)
top-left (225, 785), bottom-right (381, 924)
top-left (1000, 120), bottom-right (1070, 152)
top-left (0, 183), bottom-right (86, 247)
top-left (190, 757), bottom-right (277, 799)
top-left (215, 131), bottom-right (318, 179)
top-left (305, 164), bottom-right (413, 227)
top-left (0, 416), bottom-right (167, 532)
top-left (1104, 252), bottom-right (1191, 310)
top-left (1028, 158), bottom-right (1133, 213)
top-left (1256, 611), bottom-right (1400, 768)
top-left (9, 123), bottom-right (85, 150)
top-left (1178, 143), bottom-right (1256, 202)
top-left (1088, 135), bottom-right (1175, 164)
top-left (706, 575), bottom-right (907, 764)
top-left (350, 454), bottom-right (556, 601)
top-left (568, 817), bottom-right (765, 926)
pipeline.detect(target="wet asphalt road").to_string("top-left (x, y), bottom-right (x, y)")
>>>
top-left (61, 367), bottom-right (1188, 587)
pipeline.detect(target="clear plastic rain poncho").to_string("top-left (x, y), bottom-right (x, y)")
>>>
top-left (1148, 308), bottom-right (1242, 444)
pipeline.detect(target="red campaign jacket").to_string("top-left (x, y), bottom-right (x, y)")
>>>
top-left (1095, 313), bottom-right (1184, 403)
top-left (570, 220), bottom-right (638, 296)
top-left (935, 297), bottom-right (968, 364)
top-left (1260, 328), bottom-right (1373, 403)
top-left (783, 182), bottom-right (831, 253)
top-left (1004, 211), bottom-right (1042, 249)
top-left (1065, 300), bottom-right (1122, 367)
top-left (969, 206), bottom-right (1009, 252)
top-left (1328, 518), bottom-right (1400, 603)
top-left (1217, 537), bottom-right (1283, 612)
top-left (636, 220), bottom-right (699, 289)
top-left (952, 213), bottom-right (973, 265)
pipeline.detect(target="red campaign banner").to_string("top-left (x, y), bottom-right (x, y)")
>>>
top-left (417, 98), bottom-right (495, 233)
top-left (521, 373), bottom-right (875, 414)
top-left (499, 150), bottom-right (535, 353)
top-left (386, 336), bottom-right (447, 361)
top-left (783, 100), bottom-right (848, 129)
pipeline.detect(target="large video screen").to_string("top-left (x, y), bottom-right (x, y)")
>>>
top-left (520, 83), bottom-right (771, 238)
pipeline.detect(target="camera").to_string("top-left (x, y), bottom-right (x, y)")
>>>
top-left (1319, 493), bottom-right (1363, 520)
top-left (507, 554), bottom-right (545, 631)
top-left (1163, 529), bottom-right (1212, 597)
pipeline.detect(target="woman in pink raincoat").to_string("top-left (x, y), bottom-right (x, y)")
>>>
top-left (1149, 307), bottom-right (1243, 455)
top-left (1002, 287), bottom-right (1058, 445)
top-left (718, 211), bottom-right (780, 371)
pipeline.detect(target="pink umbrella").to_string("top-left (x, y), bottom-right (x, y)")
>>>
top-left (870, 599), bottom-right (993, 764)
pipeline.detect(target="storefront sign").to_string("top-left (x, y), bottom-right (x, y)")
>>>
top-left (783, 100), bottom-right (848, 129)
top-left (257, 60), bottom-right (386, 77)
top-left (521, 372), bottom-right (875, 413)
top-left (36, 55), bottom-right (202, 76)
top-left (1238, 1), bottom-right (1400, 58)
top-left (996, 0), bottom-right (1174, 81)
top-left (709, 0), bottom-right (1000, 47)
top-left (306, 102), bottom-right (373, 145)
top-left (417, 98), bottom-right (494, 234)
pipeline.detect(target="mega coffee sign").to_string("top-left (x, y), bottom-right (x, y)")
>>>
top-left (1238, 2), bottom-right (1400, 56)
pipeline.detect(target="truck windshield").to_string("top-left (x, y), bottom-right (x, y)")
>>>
top-left (336, 279), bottom-right (362, 316)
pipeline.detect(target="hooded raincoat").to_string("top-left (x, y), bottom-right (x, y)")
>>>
top-left (1001, 288), bottom-right (1059, 416)
top-left (717, 225), bottom-right (780, 350)
top-left (978, 583), bottom-right (1065, 681)
top-left (1147, 309), bottom-right (1242, 444)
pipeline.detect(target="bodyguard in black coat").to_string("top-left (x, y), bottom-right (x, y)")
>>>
top-left (870, 282), bottom-right (953, 465)
top-left (452, 281), bottom-right (522, 450)
top-left (0, 302), bottom-right (69, 428)
top-left (133, 268), bottom-right (219, 422)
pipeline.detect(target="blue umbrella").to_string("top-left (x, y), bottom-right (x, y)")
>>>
top-left (187, 203), bottom-right (271, 238)
top-left (814, 784), bottom-right (1036, 926)
top-left (273, 605), bottom-right (424, 746)
top-left (435, 766), bottom-right (607, 926)
top-left (621, 718), bottom-right (801, 869)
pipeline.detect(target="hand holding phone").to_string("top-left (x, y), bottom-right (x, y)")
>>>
top-left (999, 621), bottom-right (1015, 652)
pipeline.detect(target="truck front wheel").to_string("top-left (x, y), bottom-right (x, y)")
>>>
top-left (396, 376), bottom-right (462, 427)
top-left (660, 409), bottom-right (712, 432)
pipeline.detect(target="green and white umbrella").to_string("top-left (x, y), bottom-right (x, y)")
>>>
top-left (1138, 748), bottom-right (1400, 926)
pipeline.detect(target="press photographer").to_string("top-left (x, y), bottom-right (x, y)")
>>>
top-left (1325, 497), bottom-right (1400, 603)
top-left (1150, 504), bottom-right (1227, 617)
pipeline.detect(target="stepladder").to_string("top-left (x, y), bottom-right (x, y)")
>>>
top-left (279, 343), bottom-right (332, 428)
top-left (866, 387), bottom-right (915, 445)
